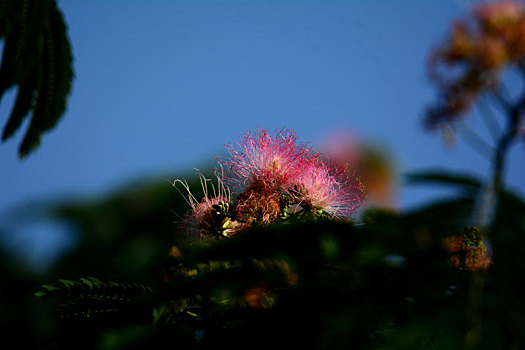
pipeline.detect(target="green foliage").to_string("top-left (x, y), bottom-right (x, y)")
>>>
top-left (1, 169), bottom-right (522, 348)
top-left (0, 0), bottom-right (74, 158)
top-left (36, 211), bottom-right (466, 349)
top-left (35, 277), bottom-right (153, 320)
top-left (35, 276), bottom-right (152, 302)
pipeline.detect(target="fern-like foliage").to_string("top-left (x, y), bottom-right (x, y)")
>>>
top-left (0, 0), bottom-right (74, 158)
top-left (35, 277), bottom-right (153, 319)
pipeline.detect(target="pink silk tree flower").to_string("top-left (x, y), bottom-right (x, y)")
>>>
top-left (173, 171), bottom-right (245, 239)
top-left (184, 196), bottom-right (236, 239)
top-left (218, 128), bottom-right (314, 192)
top-left (292, 158), bottom-right (365, 220)
top-left (178, 128), bottom-right (366, 238)
top-left (234, 180), bottom-right (283, 225)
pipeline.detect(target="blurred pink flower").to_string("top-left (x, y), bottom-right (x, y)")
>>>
top-left (320, 130), bottom-right (397, 209)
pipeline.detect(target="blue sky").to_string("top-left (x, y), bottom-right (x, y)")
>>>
top-left (1, 0), bottom-right (524, 270)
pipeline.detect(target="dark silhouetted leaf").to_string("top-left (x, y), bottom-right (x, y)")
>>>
top-left (0, 0), bottom-right (74, 158)
top-left (404, 169), bottom-right (482, 190)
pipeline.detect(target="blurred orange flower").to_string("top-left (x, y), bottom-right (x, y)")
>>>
top-left (442, 227), bottom-right (492, 271)
top-left (426, 0), bottom-right (525, 130)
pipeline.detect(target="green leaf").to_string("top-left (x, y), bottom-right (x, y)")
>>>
top-left (1, 69), bottom-right (37, 140)
top-left (0, 0), bottom-right (74, 158)
top-left (79, 277), bottom-right (93, 292)
top-left (42, 284), bottom-right (60, 292)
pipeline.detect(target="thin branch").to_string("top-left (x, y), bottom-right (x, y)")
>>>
top-left (499, 82), bottom-right (514, 105)
top-left (491, 89), bottom-right (512, 114)
top-left (514, 60), bottom-right (525, 85)
top-left (456, 118), bottom-right (493, 160)
top-left (489, 92), bottom-right (524, 202)
top-left (472, 80), bottom-right (523, 241)
top-left (476, 97), bottom-right (501, 142)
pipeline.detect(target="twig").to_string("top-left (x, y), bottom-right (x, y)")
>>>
top-left (499, 82), bottom-right (514, 105)
top-left (456, 118), bottom-right (493, 160)
top-left (492, 89), bottom-right (512, 115)
top-left (476, 97), bottom-right (501, 142)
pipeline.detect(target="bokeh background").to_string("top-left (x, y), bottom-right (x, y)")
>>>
top-left (1, 0), bottom-right (523, 280)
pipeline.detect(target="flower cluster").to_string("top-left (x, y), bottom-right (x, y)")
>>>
top-left (425, 1), bottom-right (525, 130)
top-left (175, 128), bottom-right (365, 240)
top-left (173, 171), bottom-right (247, 240)
top-left (442, 226), bottom-right (492, 271)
